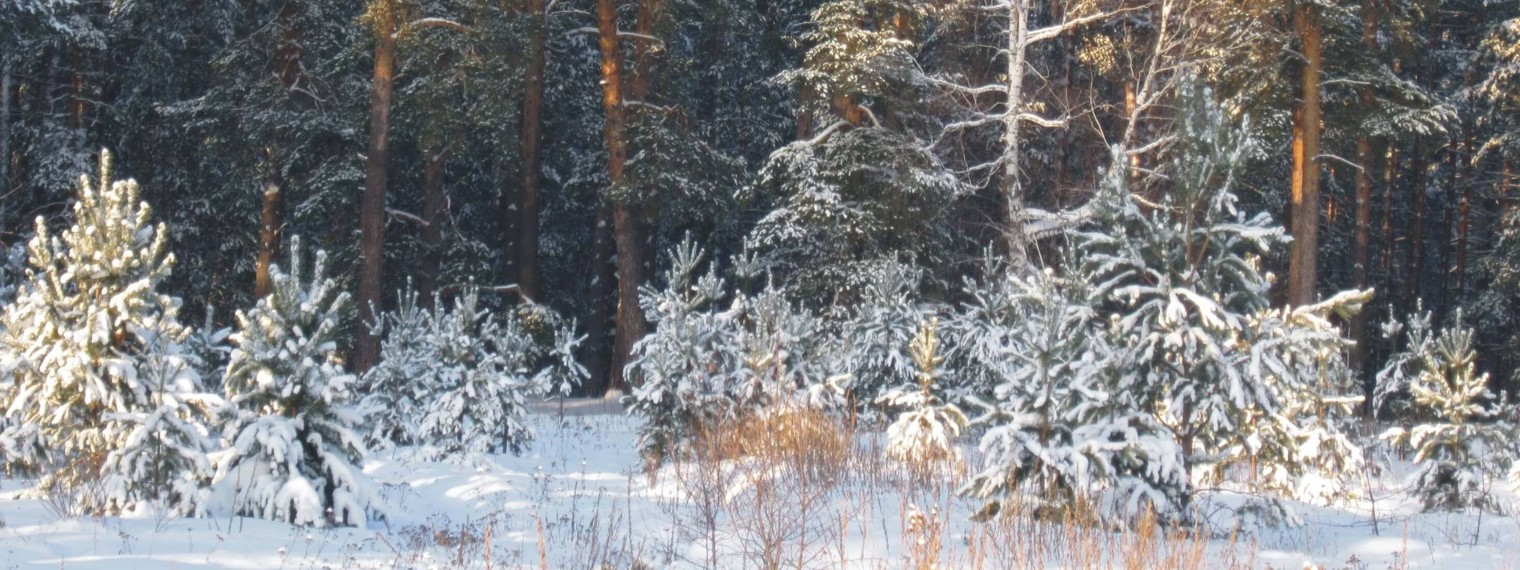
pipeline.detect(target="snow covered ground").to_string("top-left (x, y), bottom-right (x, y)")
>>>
top-left (0, 402), bottom-right (1516, 569)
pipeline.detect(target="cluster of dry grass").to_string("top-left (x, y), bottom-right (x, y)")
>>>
top-left (639, 407), bottom-right (1253, 569)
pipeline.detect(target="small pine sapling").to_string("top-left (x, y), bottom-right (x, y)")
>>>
top-left (412, 290), bottom-right (581, 460)
top-left (0, 150), bottom-right (218, 515)
top-left (1378, 308), bottom-right (1517, 512)
top-left (877, 319), bottom-right (966, 470)
top-left (954, 267), bottom-right (1187, 523)
top-left (359, 286), bottom-right (439, 448)
top-left (628, 238), bottom-right (844, 469)
top-left (213, 237), bottom-right (380, 527)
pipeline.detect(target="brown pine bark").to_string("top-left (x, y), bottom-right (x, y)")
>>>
top-left (516, 0), bottom-right (547, 300)
top-left (1288, 3), bottom-right (1324, 307)
top-left (597, 0), bottom-right (647, 394)
top-left (256, 2), bottom-right (305, 300)
top-left (419, 146), bottom-right (450, 304)
top-left (255, 153), bottom-right (283, 299)
top-left (1349, 0), bottom-right (1377, 375)
top-left (356, 0), bottom-right (398, 373)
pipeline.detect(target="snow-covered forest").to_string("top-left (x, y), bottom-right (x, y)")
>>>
top-left (4, 0), bottom-right (1520, 567)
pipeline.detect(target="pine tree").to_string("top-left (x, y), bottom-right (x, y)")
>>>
top-left (411, 290), bottom-right (580, 459)
top-left (878, 319), bottom-right (966, 470)
top-left (1378, 308), bottom-right (1517, 512)
top-left (953, 261), bottom-right (1189, 522)
top-left (626, 238), bottom-right (845, 467)
top-left (0, 150), bottom-right (217, 515)
top-left (212, 237), bottom-right (379, 527)
top-left (359, 286), bottom-right (437, 448)
top-left (746, 0), bottom-right (961, 303)
top-left (959, 83), bottom-right (1369, 524)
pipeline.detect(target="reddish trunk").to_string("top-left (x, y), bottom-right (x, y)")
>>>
top-left (597, 0), bottom-right (647, 394)
top-left (516, 0), bottom-right (547, 300)
top-left (256, 2), bottom-right (305, 299)
top-left (255, 154), bottom-right (283, 299)
top-left (1350, 0), bottom-right (1377, 377)
top-left (419, 147), bottom-right (450, 305)
top-left (1288, 4), bottom-right (1323, 307)
top-left (356, 1), bottom-right (397, 373)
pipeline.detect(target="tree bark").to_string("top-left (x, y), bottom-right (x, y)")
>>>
top-left (597, 0), bottom-right (647, 394)
top-left (1349, 0), bottom-right (1376, 377)
top-left (419, 146), bottom-right (450, 304)
top-left (585, 206), bottom-right (616, 396)
top-left (357, 0), bottom-right (398, 373)
top-left (256, 2), bottom-right (305, 300)
top-left (255, 152), bottom-right (283, 299)
top-left (1001, 0), bottom-right (1032, 269)
top-left (516, 0), bottom-right (547, 300)
top-left (1288, 4), bottom-right (1323, 307)
top-left (1, 56), bottom-right (11, 199)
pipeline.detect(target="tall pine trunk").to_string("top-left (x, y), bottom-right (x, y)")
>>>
top-left (516, 0), bottom-right (547, 300)
top-left (1288, 3), bottom-right (1323, 307)
top-left (1350, 0), bottom-right (1377, 378)
top-left (357, 0), bottom-right (397, 373)
top-left (419, 146), bottom-right (450, 304)
top-left (256, 2), bottom-right (305, 300)
top-left (597, 0), bottom-right (647, 394)
top-left (256, 153), bottom-right (283, 299)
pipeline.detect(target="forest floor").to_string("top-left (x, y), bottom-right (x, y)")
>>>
top-left (0, 401), bottom-right (1516, 569)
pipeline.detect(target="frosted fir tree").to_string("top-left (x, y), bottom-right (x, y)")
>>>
top-left (0, 150), bottom-right (218, 515)
top-left (411, 290), bottom-right (582, 460)
top-left (627, 238), bottom-right (844, 467)
top-left (212, 237), bottom-right (379, 527)
top-left (877, 319), bottom-right (966, 470)
top-left (1377, 308), bottom-right (1517, 513)
top-left (360, 285), bottom-right (584, 459)
top-left (958, 83), bottom-right (1368, 524)
top-left (747, 0), bottom-right (961, 302)
top-left (834, 261), bottom-right (941, 411)
top-left (359, 286), bottom-right (439, 448)
top-left (626, 239), bottom-right (745, 466)
top-left (952, 264), bottom-right (1188, 522)
top-left (1074, 84), bottom-right (1366, 506)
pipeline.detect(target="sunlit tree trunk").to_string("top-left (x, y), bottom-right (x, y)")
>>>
top-left (1288, 3), bottom-right (1323, 307)
top-left (357, 0), bottom-right (398, 373)
top-left (597, 0), bottom-right (647, 394)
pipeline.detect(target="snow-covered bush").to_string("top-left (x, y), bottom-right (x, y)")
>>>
top-left (958, 84), bottom-right (1367, 524)
top-left (953, 264), bottom-right (1188, 521)
top-left (878, 319), bottom-right (966, 469)
top-left (627, 239), bottom-right (844, 468)
top-left (0, 151), bottom-right (218, 515)
top-left (362, 287), bottom-right (584, 457)
top-left (1377, 308), bottom-right (1517, 512)
top-left (361, 286), bottom-right (584, 460)
top-left (360, 287), bottom-right (439, 447)
top-left (212, 237), bottom-right (379, 527)
top-left (832, 261), bottom-right (941, 412)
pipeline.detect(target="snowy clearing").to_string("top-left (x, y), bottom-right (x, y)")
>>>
top-left (0, 403), bottom-right (1516, 569)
